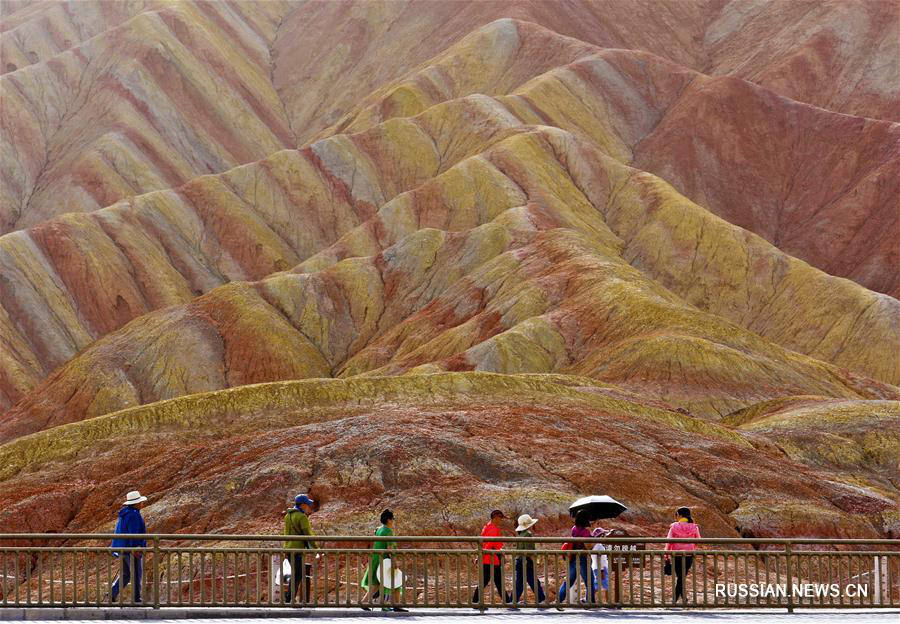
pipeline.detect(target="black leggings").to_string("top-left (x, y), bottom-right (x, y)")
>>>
top-left (286, 553), bottom-right (311, 603)
top-left (672, 554), bottom-right (694, 603)
top-left (472, 563), bottom-right (509, 603)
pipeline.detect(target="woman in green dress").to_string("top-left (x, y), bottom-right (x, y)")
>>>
top-left (361, 509), bottom-right (407, 611)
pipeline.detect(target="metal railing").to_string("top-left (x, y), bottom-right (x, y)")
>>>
top-left (0, 534), bottom-right (897, 610)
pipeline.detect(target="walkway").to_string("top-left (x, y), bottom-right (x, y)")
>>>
top-left (1, 608), bottom-right (899, 622)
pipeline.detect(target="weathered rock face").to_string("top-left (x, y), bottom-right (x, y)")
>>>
top-left (1, 17), bottom-right (897, 411)
top-left (727, 397), bottom-right (900, 494)
top-left (321, 21), bottom-right (900, 296)
top-left (2, 95), bottom-right (899, 413)
top-left (272, 0), bottom-right (900, 133)
top-left (0, 375), bottom-right (894, 539)
top-left (0, 1), bottom-right (897, 539)
top-left (2, 2), bottom-right (897, 292)
top-left (3, 122), bottom-right (899, 439)
top-left (1, 0), bottom-right (294, 233)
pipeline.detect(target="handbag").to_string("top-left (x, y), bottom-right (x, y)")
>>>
top-left (561, 542), bottom-right (572, 551)
top-left (377, 558), bottom-right (404, 590)
top-left (663, 559), bottom-right (672, 576)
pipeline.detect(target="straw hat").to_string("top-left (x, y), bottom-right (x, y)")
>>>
top-left (516, 514), bottom-right (538, 532)
top-left (123, 490), bottom-right (148, 505)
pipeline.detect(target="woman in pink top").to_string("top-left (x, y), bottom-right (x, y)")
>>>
top-left (664, 506), bottom-right (701, 604)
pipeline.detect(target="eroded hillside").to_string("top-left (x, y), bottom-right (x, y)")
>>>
top-left (0, 374), bottom-right (895, 538)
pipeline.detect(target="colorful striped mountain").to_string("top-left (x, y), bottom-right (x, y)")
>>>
top-left (0, 0), bottom-right (897, 538)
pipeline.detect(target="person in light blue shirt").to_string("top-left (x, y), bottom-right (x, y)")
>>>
top-left (591, 527), bottom-right (610, 598)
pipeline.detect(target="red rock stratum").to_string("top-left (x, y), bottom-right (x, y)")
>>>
top-left (0, 375), bottom-right (895, 539)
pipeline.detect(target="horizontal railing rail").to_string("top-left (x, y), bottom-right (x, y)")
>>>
top-left (2, 534), bottom-right (899, 544)
top-left (0, 534), bottom-right (896, 611)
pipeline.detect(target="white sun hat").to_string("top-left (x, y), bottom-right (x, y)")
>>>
top-left (376, 558), bottom-right (404, 590)
top-left (123, 490), bottom-right (148, 505)
top-left (516, 514), bottom-right (539, 532)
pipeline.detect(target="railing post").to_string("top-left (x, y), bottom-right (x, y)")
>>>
top-left (613, 550), bottom-right (622, 607)
top-left (152, 537), bottom-right (161, 609)
top-left (270, 552), bottom-right (279, 604)
top-left (476, 540), bottom-right (485, 612)
top-left (785, 542), bottom-right (793, 613)
top-left (873, 555), bottom-right (881, 605)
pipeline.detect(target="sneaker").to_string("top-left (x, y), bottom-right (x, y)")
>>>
top-left (391, 607), bottom-right (409, 612)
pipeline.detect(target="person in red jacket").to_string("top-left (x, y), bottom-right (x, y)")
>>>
top-left (472, 510), bottom-right (512, 606)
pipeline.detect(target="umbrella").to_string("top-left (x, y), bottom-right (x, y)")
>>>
top-left (569, 495), bottom-right (627, 521)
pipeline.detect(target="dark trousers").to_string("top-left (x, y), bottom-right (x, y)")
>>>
top-left (558, 553), bottom-right (594, 603)
top-left (285, 553), bottom-right (312, 603)
top-left (673, 554), bottom-right (694, 603)
top-left (513, 556), bottom-right (546, 603)
top-left (110, 553), bottom-right (142, 602)
top-left (472, 563), bottom-right (510, 603)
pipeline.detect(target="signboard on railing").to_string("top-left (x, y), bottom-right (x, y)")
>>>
top-left (606, 543), bottom-right (645, 567)
top-left (599, 529), bottom-right (645, 568)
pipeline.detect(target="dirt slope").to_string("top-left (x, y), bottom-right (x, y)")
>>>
top-left (0, 374), bottom-right (895, 538)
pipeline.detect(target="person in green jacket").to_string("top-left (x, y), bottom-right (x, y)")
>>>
top-left (360, 509), bottom-right (407, 612)
top-left (283, 494), bottom-right (316, 603)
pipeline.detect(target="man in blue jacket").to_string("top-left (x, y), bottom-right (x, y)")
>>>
top-left (110, 490), bottom-right (148, 603)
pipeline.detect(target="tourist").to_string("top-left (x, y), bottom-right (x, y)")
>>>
top-left (557, 510), bottom-right (595, 606)
top-left (513, 514), bottom-right (546, 605)
top-left (559, 525), bottom-right (609, 604)
top-left (283, 494), bottom-right (316, 604)
top-left (472, 509), bottom-right (512, 606)
top-left (590, 526), bottom-right (609, 600)
top-left (664, 506), bottom-right (700, 605)
top-left (109, 490), bottom-right (148, 604)
top-left (361, 509), bottom-right (408, 612)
